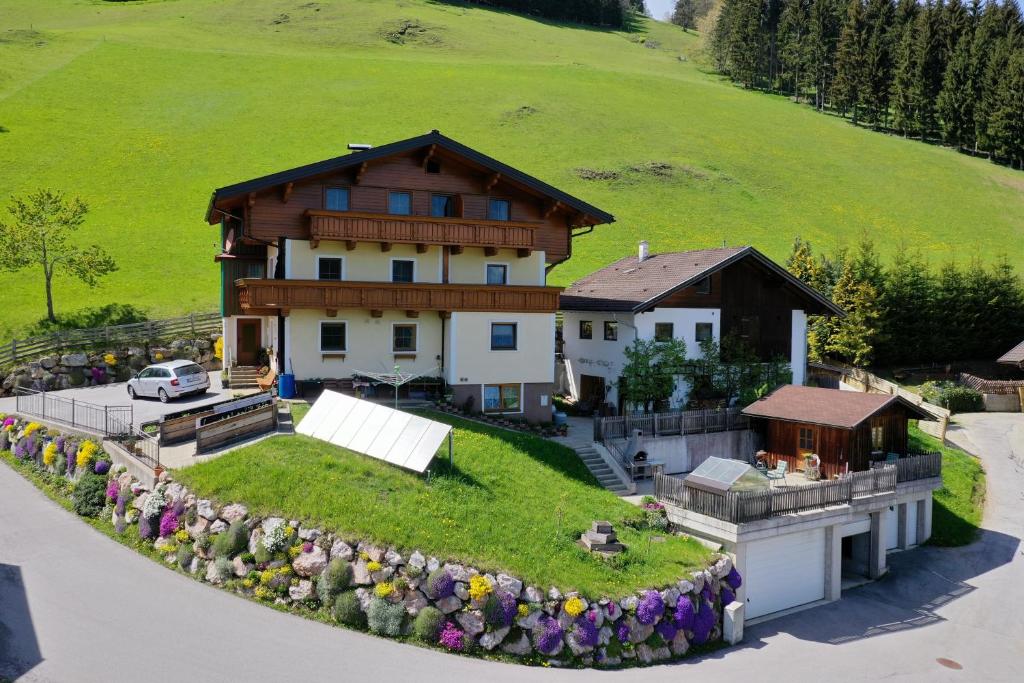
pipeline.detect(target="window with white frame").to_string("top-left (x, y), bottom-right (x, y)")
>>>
top-left (392, 324), bottom-right (417, 353)
top-left (320, 322), bottom-right (347, 352)
top-left (483, 384), bottom-right (520, 413)
top-left (318, 257), bottom-right (343, 281)
top-left (391, 259), bottom-right (415, 283)
top-left (486, 263), bottom-right (508, 285)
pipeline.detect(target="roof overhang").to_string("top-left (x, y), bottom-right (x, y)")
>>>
top-left (205, 130), bottom-right (615, 227)
top-left (743, 394), bottom-right (935, 430)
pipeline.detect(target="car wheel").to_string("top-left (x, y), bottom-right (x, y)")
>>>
top-left (128, 386), bottom-right (137, 400)
top-left (158, 388), bottom-right (170, 403)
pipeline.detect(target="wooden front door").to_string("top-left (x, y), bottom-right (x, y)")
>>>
top-left (579, 374), bottom-right (605, 411)
top-left (236, 318), bottom-right (261, 366)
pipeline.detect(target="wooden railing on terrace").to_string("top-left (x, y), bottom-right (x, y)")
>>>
top-left (656, 452), bottom-right (940, 524)
top-left (236, 279), bottom-right (561, 314)
top-left (596, 407), bottom-right (749, 442)
top-left (307, 210), bottom-right (537, 251)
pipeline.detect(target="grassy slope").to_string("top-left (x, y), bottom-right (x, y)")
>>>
top-left (176, 411), bottom-right (710, 596)
top-left (1, 0), bottom-right (1023, 338)
top-left (909, 423), bottom-right (985, 546)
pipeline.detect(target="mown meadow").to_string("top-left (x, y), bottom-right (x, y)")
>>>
top-left (1, 0), bottom-right (1022, 338)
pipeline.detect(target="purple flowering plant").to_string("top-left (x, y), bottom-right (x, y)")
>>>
top-left (94, 460), bottom-right (111, 475)
top-left (106, 479), bottom-right (119, 502)
top-left (158, 508), bottom-right (178, 538)
top-left (655, 618), bottom-right (678, 643)
top-left (439, 622), bottom-right (464, 651)
top-left (616, 621), bottom-right (631, 643)
top-left (691, 601), bottom-right (716, 645)
top-left (674, 596), bottom-right (695, 631)
top-left (636, 590), bottom-right (664, 625)
top-left (725, 567), bottom-right (743, 590)
top-left (572, 617), bottom-right (599, 649)
top-left (426, 568), bottom-right (454, 599)
top-left (533, 616), bottom-right (564, 655)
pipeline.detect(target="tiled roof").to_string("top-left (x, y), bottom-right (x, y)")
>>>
top-left (741, 384), bottom-right (929, 429)
top-left (559, 247), bottom-right (746, 312)
top-left (997, 340), bottom-right (1024, 365)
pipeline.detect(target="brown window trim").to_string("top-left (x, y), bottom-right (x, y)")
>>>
top-left (321, 353), bottom-right (347, 361)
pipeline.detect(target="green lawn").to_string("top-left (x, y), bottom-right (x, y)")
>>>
top-left (176, 411), bottom-right (710, 596)
top-left (909, 423), bottom-right (985, 546)
top-left (2, 0), bottom-right (1023, 338)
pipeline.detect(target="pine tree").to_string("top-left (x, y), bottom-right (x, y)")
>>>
top-left (809, 0), bottom-right (845, 109)
top-left (978, 38), bottom-right (1014, 153)
top-left (937, 31), bottom-right (975, 147)
top-left (786, 236), bottom-right (823, 285)
top-left (913, 1), bottom-right (947, 139)
top-left (971, 0), bottom-right (1004, 153)
top-left (892, 19), bottom-right (919, 136)
top-left (862, 0), bottom-right (896, 127)
top-left (833, 0), bottom-right (869, 121)
top-left (672, 0), bottom-right (698, 29)
top-left (987, 48), bottom-right (1024, 168)
top-left (943, 0), bottom-right (972, 52)
top-left (728, 0), bottom-right (768, 88)
top-left (778, 0), bottom-right (813, 98)
top-left (877, 244), bottom-right (934, 364)
top-left (825, 259), bottom-right (881, 366)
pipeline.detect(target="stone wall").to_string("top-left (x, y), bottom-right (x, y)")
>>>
top-left (0, 413), bottom-right (743, 668)
top-left (1, 335), bottom-right (220, 397)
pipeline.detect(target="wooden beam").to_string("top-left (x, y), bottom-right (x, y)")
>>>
top-left (279, 308), bottom-right (290, 317)
top-left (484, 172), bottom-right (501, 192)
top-left (282, 182), bottom-right (294, 203)
top-left (422, 143), bottom-right (437, 168)
top-left (309, 238), bottom-right (320, 250)
top-left (483, 246), bottom-right (498, 257)
top-left (438, 310), bottom-right (452, 320)
top-left (416, 243), bottom-right (428, 254)
top-left (325, 309), bottom-right (337, 318)
top-left (247, 193), bottom-right (256, 208)
top-left (345, 240), bottom-right (357, 251)
top-left (405, 310), bottom-right (420, 319)
top-left (517, 248), bottom-right (532, 259)
top-left (542, 200), bottom-right (562, 219)
top-left (380, 242), bottom-right (392, 253)
top-left (354, 161), bottom-right (368, 184)
top-left (370, 309), bottom-right (383, 318)
top-left (450, 245), bottom-right (464, 256)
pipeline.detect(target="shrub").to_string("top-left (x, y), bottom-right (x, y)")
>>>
top-left (920, 381), bottom-right (984, 413)
top-left (413, 606), bottom-right (445, 641)
top-left (253, 543), bottom-right (271, 565)
top-left (73, 473), bottom-right (108, 517)
top-left (332, 591), bottom-right (365, 628)
top-left (367, 597), bottom-right (405, 636)
top-left (317, 558), bottom-right (352, 606)
top-left (426, 568), bottom-right (454, 599)
top-left (176, 543), bottom-right (194, 570)
top-left (213, 520), bottom-right (248, 558)
top-left (213, 556), bottom-right (234, 582)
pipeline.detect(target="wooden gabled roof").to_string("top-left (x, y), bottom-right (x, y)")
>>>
top-left (741, 385), bottom-right (933, 430)
top-left (559, 246), bottom-right (843, 316)
top-left (205, 129), bottom-right (615, 226)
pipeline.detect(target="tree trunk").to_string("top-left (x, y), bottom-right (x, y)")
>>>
top-left (44, 264), bottom-right (56, 323)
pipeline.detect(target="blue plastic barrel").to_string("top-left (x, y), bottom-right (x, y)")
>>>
top-left (279, 373), bottom-right (296, 399)
top-left (553, 412), bottom-right (567, 427)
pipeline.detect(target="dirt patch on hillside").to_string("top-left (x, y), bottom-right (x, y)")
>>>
top-left (0, 29), bottom-right (48, 47)
top-left (575, 161), bottom-right (714, 185)
top-left (575, 168), bottom-right (620, 181)
top-left (379, 18), bottom-right (444, 46)
top-left (500, 105), bottom-right (538, 125)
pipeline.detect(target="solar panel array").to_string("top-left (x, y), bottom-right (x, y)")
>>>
top-left (295, 390), bottom-right (451, 473)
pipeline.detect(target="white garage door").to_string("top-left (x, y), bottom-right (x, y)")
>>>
top-left (884, 507), bottom-right (899, 550)
top-left (745, 528), bottom-right (826, 619)
top-left (907, 500), bottom-right (919, 546)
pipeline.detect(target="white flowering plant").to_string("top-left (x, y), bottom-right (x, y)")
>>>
top-left (262, 519), bottom-right (288, 552)
top-left (141, 485), bottom-right (166, 519)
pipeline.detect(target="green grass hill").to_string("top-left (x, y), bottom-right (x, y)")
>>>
top-left (1, 0), bottom-right (1022, 338)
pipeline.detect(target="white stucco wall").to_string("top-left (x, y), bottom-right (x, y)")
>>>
top-left (560, 311), bottom-right (634, 406)
top-left (449, 249), bottom-right (546, 285)
top-left (224, 315), bottom-right (274, 368)
top-left (286, 240), bottom-right (444, 283)
top-left (791, 309), bottom-right (808, 385)
top-left (446, 312), bottom-right (554, 385)
top-left (286, 309), bottom-right (443, 379)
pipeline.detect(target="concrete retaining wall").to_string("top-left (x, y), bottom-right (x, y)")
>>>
top-left (612, 429), bottom-right (758, 475)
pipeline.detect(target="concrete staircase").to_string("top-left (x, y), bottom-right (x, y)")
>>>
top-left (576, 443), bottom-right (629, 494)
top-left (229, 365), bottom-right (261, 389)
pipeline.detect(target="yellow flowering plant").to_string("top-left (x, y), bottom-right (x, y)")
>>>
top-left (359, 551), bottom-right (370, 561)
top-left (366, 560), bottom-right (382, 572)
top-left (76, 440), bottom-right (99, 469)
top-left (23, 422), bottom-right (42, 437)
top-left (564, 596), bottom-right (586, 618)
top-left (374, 582), bottom-right (395, 598)
top-left (517, 603), bottom-right (530, 618)
top-left (103, 353), bottom-right (117, 366)
top-left (469, 575), bottom-right (493, 601)
top-left (288, 545), bottom-right (302, 559)
top-left (175, 529), bottom-right (190, 543)
top-left (43, 442), bottom-right (58, 467)
top-left (214, 336), bottom-right (224, 362)
top-left (154, 352), bottom-right (164, 361)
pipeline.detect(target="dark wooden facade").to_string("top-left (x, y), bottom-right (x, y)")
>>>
top-left (753, 403), bottom-right (917, 479)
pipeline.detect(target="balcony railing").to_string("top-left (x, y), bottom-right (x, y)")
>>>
top-left (307, 210), bottom-right (537, 251)
top-left (236, 279), bottom-right (561, 314)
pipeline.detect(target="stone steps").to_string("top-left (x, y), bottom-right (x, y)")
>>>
top-left (230, 365), bottom-right (261, 388)
top-left (575, 447), bottom-right (628, 493)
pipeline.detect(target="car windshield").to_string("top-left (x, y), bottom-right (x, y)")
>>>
top-left (174, 364), bottom-right (205, 377)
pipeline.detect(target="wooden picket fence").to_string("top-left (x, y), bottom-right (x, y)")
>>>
top-left (0, 312), bottom-right (220, 369)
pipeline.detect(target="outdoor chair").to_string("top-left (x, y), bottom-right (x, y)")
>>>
top-left (885, 453), bottom-right (899, 464)
top-left (256, 369), bottom-right (278, 393)
top-left (766, 461), bottom-right (788, 483)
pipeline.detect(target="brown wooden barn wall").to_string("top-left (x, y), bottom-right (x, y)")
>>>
top-left (719, 259), bottom-right (810, 360)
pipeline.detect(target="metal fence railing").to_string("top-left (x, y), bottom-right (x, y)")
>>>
top-left (1, 311), bottom-right (220, 369)
top-left (656, 452), bottom-right (939, 524)
top-left (596, 407), bottom-right (749, 442)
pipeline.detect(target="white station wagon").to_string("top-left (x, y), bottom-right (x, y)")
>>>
top-left (127, 360), bottom-right (210, 403)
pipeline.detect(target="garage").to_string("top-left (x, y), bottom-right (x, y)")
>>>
top-left (884, 506), bottom-right (900, 550)
top-left (744, 528), bottom-right (826, 619)
top-left (907, 501), bottom-right (919, 546)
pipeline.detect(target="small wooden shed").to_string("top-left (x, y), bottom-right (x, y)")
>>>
top-left (741, 385), bottom-right (933, 479)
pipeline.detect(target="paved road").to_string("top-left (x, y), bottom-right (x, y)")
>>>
top-left (0, 376), bottom-right (234, 429)
top-left (1, 414), bottom-right (1021, 682)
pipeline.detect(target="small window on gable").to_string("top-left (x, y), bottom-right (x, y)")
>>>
top-left (388, 191), bottom-right (412, 215)
top-left (486, 264), bottom-right (508, 285)
top-left (425, 159), bottom-right (442, 174)
top-left (579, 321), bottom-right (593, 340)
top-left (695, 276), bottom-right (711, 295)
top-left (604, 321), bottom-right (618, 341)
top-left (695, 322), bottom-right (713, 343)
top-left (798, 427), bottom-right (815, 453)
top-left (871, 421), bottom-right (885, 449)
top-left (318, 257), bottom-right (343, 281)
top-left (325, 187), bottom-right (350, 211)
top-left (654, 322), bottom-right (674, 342)
top-left (487, 198), bottom-right (511, 221)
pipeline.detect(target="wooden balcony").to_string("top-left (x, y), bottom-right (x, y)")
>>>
top-left (306, 210), bottom-right (536, 254)
top-left (236, 279), bottom-right (562, 315)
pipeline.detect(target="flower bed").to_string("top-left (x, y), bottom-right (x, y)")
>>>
top-left (0, 411), bottom-right (742, 668)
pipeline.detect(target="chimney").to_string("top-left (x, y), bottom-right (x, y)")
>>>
top-left (347, 143), bottom-right (373, 152)
top-left (638, 240), bottom-right (650, 262)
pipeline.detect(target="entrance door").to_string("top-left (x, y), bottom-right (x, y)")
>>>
top-left (236, 318), bottom-right (261, 366)
top-left (579, 374), bottom-right (605, 410)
